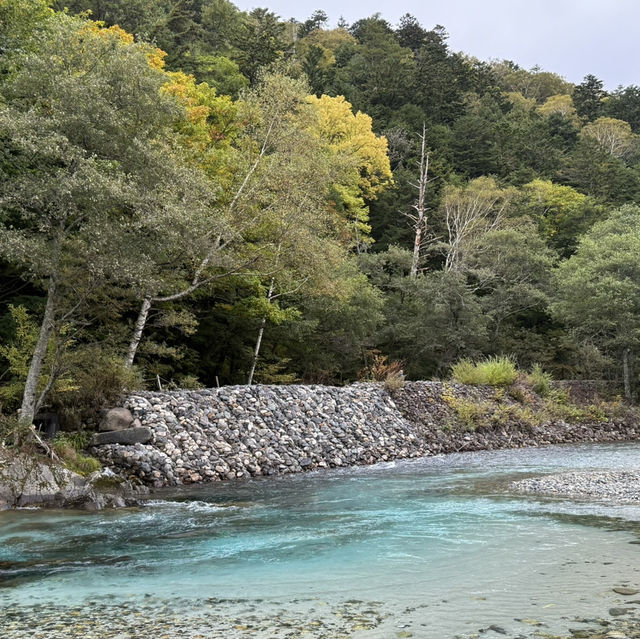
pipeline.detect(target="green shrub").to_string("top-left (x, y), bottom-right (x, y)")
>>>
top-left (549, 387), bottom-right (570, 405)
top-left (481, 357), bottom-right (518, 386)
top-left (252, 358), bottom-right (299, 385)
top-left (452, 398), bottom-right (484, 430)
top-left (176, 374), bottom-right (205, 390)
top-left (50, 349), bottom-right (144, 429)
top-left (528, 364), bottom-right (552, 397)
top-left (490, 402), bottom-right (542, 427)
top-left (0, 412), bottom-right (32, 447)
top-left (52, 432), bottom-right (101, 476)
top-left (450, 359), bottom-right (477, 385)
top-left (0, 305), bottom-right (74, 413)
top-left (0, 305), bottom-right (39, 412)
top-left (543, 399), bottom-right (588, 423)
top-left (53, 431), bottom-right (90, 452)
top-left (451, 356), bottom-right (518, 387)
top-left (586, 403), bottom-right (608, 422)
top-left (441, 390), bottom-right (488, 430)
top-left (70, 454), bottom-right (102, 475)
top-left (507, 384), bottom-right (528, 403)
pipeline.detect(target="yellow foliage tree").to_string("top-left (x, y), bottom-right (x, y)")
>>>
top-left (162, 71), bottom-right (240, 189)
top-left (298, 27), bottom-right (357, 69)
top-left (537, 94), bottom-right (580, 125)
top-left (519, 179), bottom-right (601, 253)
top-left (306, 94), bottom-right (392, 252)
top-left (504, 91), bottom-right (537, 113)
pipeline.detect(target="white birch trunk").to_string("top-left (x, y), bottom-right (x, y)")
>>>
top-left (247, 277), bottom-right (275, 386)
top-left (20, 276), bottom-right (57, 424)
top-left (125, 297), bottom-right (152, 368)
top-left (410, 124), bottom-right (429, 279)
top-left (247, 241), bottom-right (283, 386)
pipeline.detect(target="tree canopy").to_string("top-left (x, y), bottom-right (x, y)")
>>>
top-left (3, 0), bottom-right (640, 422)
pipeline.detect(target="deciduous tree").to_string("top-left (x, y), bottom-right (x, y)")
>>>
top-left (442, 177), bottom-right (514, 272)
top-left (0, 11), bottom-right (215, 420)
top-left (306, 94), bottom-right (392, 252)
top-left (580, 117), bottom-right (637, 159)
top-left (553, 205), bottom-right (640, 398)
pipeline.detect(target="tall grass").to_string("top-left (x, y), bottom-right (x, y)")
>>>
top-left (528, 363), bottom-right (553, 397)
top-left (451, 356), bottom-right (518, 387)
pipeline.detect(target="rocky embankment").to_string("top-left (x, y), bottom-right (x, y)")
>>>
top-left (0, 450), bottom-right (144, 509)
top-left (90, 381), bottom-right (639, 488)
top-left (93, 384), bottom-right (426, 487)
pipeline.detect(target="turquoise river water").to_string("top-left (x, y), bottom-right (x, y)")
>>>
top-left (1, 442), bottom-right (640, 638)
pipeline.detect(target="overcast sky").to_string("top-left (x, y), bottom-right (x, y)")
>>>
top-left (232, 0), bottom-right (638, 90)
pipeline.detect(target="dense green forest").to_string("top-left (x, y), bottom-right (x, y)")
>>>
top-left (2, 0), bottom-right (640, 428)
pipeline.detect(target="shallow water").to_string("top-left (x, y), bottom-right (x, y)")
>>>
top-left (1, 442), bottom-right (640, 638)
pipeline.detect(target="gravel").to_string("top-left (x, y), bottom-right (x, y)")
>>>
top-left (511, 470), bottom-right (640, 502)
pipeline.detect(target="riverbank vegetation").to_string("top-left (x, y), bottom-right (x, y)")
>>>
top-left (2, 0), bottom-right (640, 432)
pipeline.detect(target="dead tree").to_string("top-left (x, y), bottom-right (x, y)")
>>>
top-left (404, 124), bottom-right (437, 278)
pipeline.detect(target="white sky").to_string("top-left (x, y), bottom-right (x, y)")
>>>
top-left (232, 0), bottom-right (639, 89)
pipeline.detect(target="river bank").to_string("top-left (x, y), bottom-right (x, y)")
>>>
top-left (91, 380), bottom-right (639, 489)
top-left (2, 594), bottom-right (640, 639)
top-left (0, 450), bottom-right (146, 510)
top-left (1, 379), bottom-right (638, 508)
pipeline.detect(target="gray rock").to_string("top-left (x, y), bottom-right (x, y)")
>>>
top-left (512, 471), bottom-right (640, 502)
top-left (0, 452), bottom-right (141, 510)
top-left (92, 427), bottom-right (152, 446)
top-left (100, 407), bottom-right (134, 432)
top-left (488, 625), bottom-right (507, 635)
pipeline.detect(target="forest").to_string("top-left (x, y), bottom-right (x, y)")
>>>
top-left (2, 0), bottom-right (640, 430)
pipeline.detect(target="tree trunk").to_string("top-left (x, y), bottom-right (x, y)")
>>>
top-left (409, 124), bottom-right (429, 279)
top-left (410, 224), bottom-right (423, 278)
top-left (622, 347), bottom-right (632, 400)
top-left (247, 277), bottom-right (275, 386)
top-left (125, 297), bottom-right (152, 368)
top-left (247, 316), bottom-right (267, 386)
top-left (20, 276), bottom-right (57, 424)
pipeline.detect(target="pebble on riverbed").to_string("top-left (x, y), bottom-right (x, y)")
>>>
top-left (0, 596), bottom-right (389, 639)
top-left (3, 597), bottom-right (640, 639)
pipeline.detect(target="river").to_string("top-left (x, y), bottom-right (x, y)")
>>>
top-left (1, 441), bottom-right (639, 638)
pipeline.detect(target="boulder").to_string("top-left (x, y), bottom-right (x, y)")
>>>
top-left (0, 454), bottom-right (71, 508)
top-left (92, 427), bottom-right (152, 446)
top-left (0, 452), bottom-right (142, 509)
top-left (99, 407), bottom-right (134, 432)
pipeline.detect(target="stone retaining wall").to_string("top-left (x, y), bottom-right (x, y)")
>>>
top-left (394, 381), bottom-right (638, 453)
top-left (92, 381), bottom-right (639, 488)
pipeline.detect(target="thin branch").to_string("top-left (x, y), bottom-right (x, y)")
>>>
top-left (269, 275), bottom-right (310, 300)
